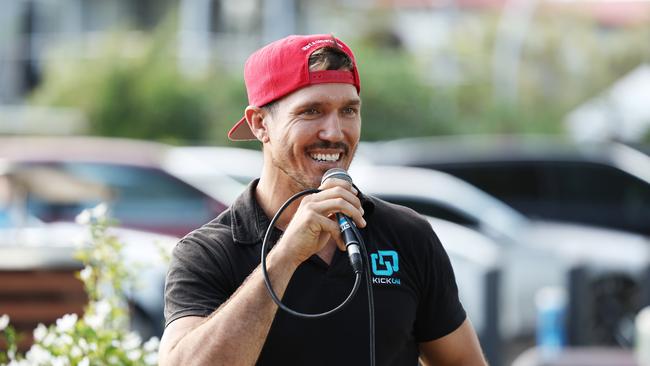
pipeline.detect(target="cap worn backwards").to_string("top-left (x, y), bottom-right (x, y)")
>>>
top-left (228, 34), bottom-right (361, 141)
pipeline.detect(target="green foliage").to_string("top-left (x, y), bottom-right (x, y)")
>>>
top-left (353, 43), bottom-right (456, 140)
top-left (29, 11), bottom-right (650, 143)
top-left (32, 34), bottom-right (203, 144)
top-left (0, 204), bottom-right (161, 365)
top-left (446, 12), bottom-right (649, 136)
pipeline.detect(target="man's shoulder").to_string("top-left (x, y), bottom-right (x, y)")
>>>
top-left (365, 194), bottom-right (432, 232)
top-left (176, 208), bottom-right (235, 255)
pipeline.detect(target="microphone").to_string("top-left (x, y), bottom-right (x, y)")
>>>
top-left (321, 168), bottom-right (364, 274)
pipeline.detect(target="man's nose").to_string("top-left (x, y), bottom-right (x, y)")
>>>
top-left (318, 113), bottom-right (344, 142)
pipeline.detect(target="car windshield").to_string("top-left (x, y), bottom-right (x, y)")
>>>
top-left (355, 166), bottom-right (530, 240)
top-left (438, 180), bottom-right (530, 239)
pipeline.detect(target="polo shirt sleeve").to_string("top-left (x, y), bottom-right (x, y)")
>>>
top-left (413, 223), bottom-right (467, 342)
top-left (164, 238), bottom-right (235, 327)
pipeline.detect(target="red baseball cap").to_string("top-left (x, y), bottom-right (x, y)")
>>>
top-left (228, 34), bottom-right (361, 141)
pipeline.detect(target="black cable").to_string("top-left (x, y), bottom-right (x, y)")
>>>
top-left (260, 187), bottom-right (375, 365)
top-left (261, 188), bottom-right (362, 318)
top-left (352, 222), bottom-right (375, 366)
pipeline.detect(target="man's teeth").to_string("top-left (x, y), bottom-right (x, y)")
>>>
top-left (310, 153), bottom-right (340, 162)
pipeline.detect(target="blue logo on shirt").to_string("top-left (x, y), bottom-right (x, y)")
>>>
top-left (370, 250), bottom-right (399, 276)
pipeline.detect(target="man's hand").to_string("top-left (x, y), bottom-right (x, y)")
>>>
top-left (278, 177), bottom-right (366, 266)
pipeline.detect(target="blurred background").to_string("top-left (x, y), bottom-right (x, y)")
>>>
top-left (1, 0), bottom-right (650, 365)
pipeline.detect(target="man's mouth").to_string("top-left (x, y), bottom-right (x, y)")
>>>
top-left (309, 152), bottom-right (341, 162)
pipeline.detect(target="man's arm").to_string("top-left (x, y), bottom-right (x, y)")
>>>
top-left (418, 319), bottom-right (487, 366)
top-left (158, 179), bottom-right (365, 366)
top-left (159, 245), bottom-right (299, 366)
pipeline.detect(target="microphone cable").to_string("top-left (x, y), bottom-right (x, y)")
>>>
top-left (260, 187), bottom-right (375, 366)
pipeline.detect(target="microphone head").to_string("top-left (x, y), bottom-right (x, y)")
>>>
top-left (321, 168), bottom-right (352, 185)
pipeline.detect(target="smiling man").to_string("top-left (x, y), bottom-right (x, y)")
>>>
top-left (159, 34), bottom-right (486, 366)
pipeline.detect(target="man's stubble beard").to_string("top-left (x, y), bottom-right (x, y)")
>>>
top-left (270, 144), bottom-right (358, 191)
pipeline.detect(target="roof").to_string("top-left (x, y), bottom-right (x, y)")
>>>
top-left (566, 63), bottom-right (650, 143)
top-left (359, 134), bottom-right (650, 188)
top-left (359, 135), bottom-right (615, 165)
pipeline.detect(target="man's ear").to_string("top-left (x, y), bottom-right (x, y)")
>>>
top-left (245, 106), bottom-right (270, 143)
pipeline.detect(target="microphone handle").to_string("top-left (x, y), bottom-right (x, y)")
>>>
top-left (336, 213), bottom-right (363, 274)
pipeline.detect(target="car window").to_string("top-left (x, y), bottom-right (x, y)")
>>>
top-left (377, 195), bottom-right (479, 228)
top-left (427, 162), bottom-right (544, 201)
top-left (545, 162), bottom-right (650, 233)
top-left (418, 159), bottom-right (650, 235)
top-left (24, 162), bottom-right (226, 235)
top-left (546, 162), bottom-right (645, 203)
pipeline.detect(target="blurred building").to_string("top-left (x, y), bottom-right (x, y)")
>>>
top-left (0, 0), bottom-right (263, 105)
top-left (1, 0), bottom-right (649, 114)
top-left (566, 63), bottom-right (650, 143)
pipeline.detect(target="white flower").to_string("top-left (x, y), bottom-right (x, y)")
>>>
top-left (144, 352), bottom-right (158, 365)
top-left (26, 344), bottom-right (53, 364)
top-left (33, 323), bottom-right (48, 342)
top-left (0, 314), bottom-right (9, 331)
top-left (75, 210), bottom-right (91, 225)
top-left (70, 345), bottom-right (82, 358)
top-left (8, 360), bottom-right (29, 366)
top-left (51, 356), bottom-right (68, 366)
top-left (78, 357), bottom-right (90, 366)
top-left (127, 349), bottom-right (142, 361)
top-left (122, 332), bottom-right (142, 350)
top-left (9, 358), bottom-right (31, 366)
top-left (95, 300), bottom-right (111, 318)
top-left (42, 332), bottom-right (56, 347)
top-left (91, 203), bottom-right (108, 219)
top-left (84, 313), bottom-right (102, 330)
top-left (79, 266), bottom-right (92, 281)
top-left (55, 313), bottom-right (78, 333)
top-left (108, 355), bottom-right (119, 365)
top-left (143, 336), bottom-right (160, 352)
top-left (78, 338), bottom-right (89, 352)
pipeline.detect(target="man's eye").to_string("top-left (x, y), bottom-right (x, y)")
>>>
top-left (302, 108), bottom-right (319, 116)
top-left (342, 107), bottom-right (358, 116)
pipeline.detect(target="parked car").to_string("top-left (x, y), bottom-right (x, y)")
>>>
top-left (164, 146), bottom-right (261, 205)
top-left (349, 164), bottom-right (650, 344)
top-left (169, 146), bottom-right (264, 186)
top-left (358, 136), bottom-right (650, 236)
top-left (0, 137), bottom-right (246, 237)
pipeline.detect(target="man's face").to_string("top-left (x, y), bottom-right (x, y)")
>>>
top-left (263, 83), bottom-right (361, 190)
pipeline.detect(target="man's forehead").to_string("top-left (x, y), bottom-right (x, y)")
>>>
top-left (280, 83), bottom-right (360, 108)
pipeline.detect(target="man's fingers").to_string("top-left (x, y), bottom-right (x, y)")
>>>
top-left (305, 198), bottom-right (366, 228)
top-left (319, 176), bottom-right (355, 193)
top-left (321, 217), bottom-right (347, 251)
top-left (310, 186), bottom-right (364, 215)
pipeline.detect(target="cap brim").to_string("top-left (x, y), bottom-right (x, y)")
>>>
top-left (228, 116), bottom-right (257, 141)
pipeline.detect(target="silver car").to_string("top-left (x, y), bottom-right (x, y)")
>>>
top-left (349, 164), bottom-right (650, 343)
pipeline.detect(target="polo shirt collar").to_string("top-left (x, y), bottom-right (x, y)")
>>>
top-left (230, 179), bottom-right (375, 246)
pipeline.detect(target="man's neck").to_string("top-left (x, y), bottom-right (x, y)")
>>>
top-left (255, 174), bottom-right (303, 231)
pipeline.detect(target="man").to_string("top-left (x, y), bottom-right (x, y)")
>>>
top-left (160, 34), bottom-right (486, 365)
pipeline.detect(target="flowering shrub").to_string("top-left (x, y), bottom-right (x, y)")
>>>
top-left (0, 204), bottom-right (161, 365)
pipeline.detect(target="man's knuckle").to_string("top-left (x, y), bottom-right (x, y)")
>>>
top-left (333, 186), bottom-right (347, 195)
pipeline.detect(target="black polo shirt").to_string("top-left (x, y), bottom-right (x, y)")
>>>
top-left (164, 180), bottom-right (466, 365)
